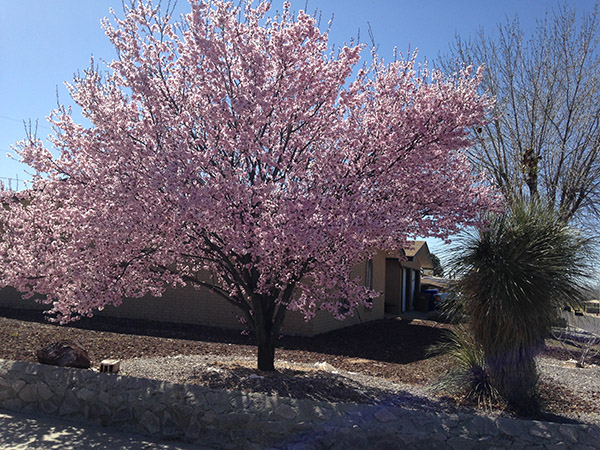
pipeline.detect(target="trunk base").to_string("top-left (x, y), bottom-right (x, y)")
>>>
top-left (257, 338), bottom-right (276, 372)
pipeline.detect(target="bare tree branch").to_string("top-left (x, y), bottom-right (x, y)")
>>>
top-left (442, 4), bottom-right (600, 225)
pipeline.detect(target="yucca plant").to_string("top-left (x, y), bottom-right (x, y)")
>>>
top-left (448, 200), bottom-right (592, 415)
top-left (430, 326), bottom-right (500, 409)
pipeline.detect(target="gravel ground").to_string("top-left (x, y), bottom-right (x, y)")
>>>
top-left (537, 356), bottom-right (600, 424)
top-left (538, 356), bottom-right (600, 395)
top-left (120, 354), bottom-right (459, 412)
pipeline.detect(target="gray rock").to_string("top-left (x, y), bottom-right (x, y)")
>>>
top-left (558, 425), bottom-right (578, 444)
top-left (544, 443), bottom-right (569, 450)
top-left (112, 405), bottom-right (134, 422)
top-left (0, 387), bottom-right (11, 401)
top-left (447, 436), bottom-right (475, 450)
top-left (98, 390), bottom-right (118, 408)
top-left (44, 368), bottom-right (63, 382)
top-left (529, 421), bottom-right (552, 439)
top-left (274, 403), bottom-right (297, 420)
top-left (1, 398), bottom-right (22, 411)
top-left (75, 387), bottom-right (96, 402)
top-left (312, 405), bottom-right (333, 421)
top-left (205, 390), bottom-right (225, 404)
top-left (443, 417), bottom-right (460, 429)
top-left (126, 377), bottom-right (146, 390)
top-left (221, 412), bottom-right (251, 428)
top-left (161, 411), bottom-right (181, 437)
top-left (261, 420), bottom-right (287, 436)
top-left (338, 434), bottom-right (368, 449)
top-left (230, 395), bottom-right (253, 409)
top-left (201, 410), bottom-right (216, 424)
top-left (58, 396), bottom-right (81, 416)
top-left (18, 384), bottom-right (38, 403)
top-left (577, 429), bottom-right (600, 448)
top-left (374, 407), bottom-right (397, 423)
top-left (430, 431), bottom-right (449, 442)
top-left (40, 400), bottom-right (59, 414)
top-left (467, 415), bottom-right (498, 436)
top-left (24, 365), bottom-right (40, 376)
top-left (496, 417), bottom-right (526, 437)
top-left (529, 425), bottom-right (552, 439)
top-left (286, 442), bottom-right (318, 450)
top-left (171, 403), bottom-right (194, 427)
top-left (185, 417), bottom-right (202, 441)
top-left (373, 439), bottom-right (405, 450)
top-left (140, 410), bottom-right (161, 434)
top-left (150, 400), bottom-right (166, 414)
top-left (589, 425), bottom-right (600, 440)
top-left (11, 379), bottom-right (26, 393)
top-left (91, 402), bottom-right (112, 422)
top-left (37, 382), bottom-right (54, 401)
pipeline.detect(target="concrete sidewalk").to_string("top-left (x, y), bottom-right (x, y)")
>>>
top-left (0, 409), bottom-right (206, 450)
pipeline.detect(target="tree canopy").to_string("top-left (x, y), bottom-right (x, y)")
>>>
top-left (430, 253), bottom-right (444, 277)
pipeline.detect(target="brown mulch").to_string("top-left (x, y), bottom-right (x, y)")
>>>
top-left (0, 307), bottom-right (455, 385)
top-left (0, 307), bottom-right (596, 421)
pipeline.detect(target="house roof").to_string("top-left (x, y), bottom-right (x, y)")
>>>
top-left (404, 240), bottom-right (426, 257)
top-left (421, 275), bottom-right (450, 290)
top-left (403, 241), bottom-right (434, 269)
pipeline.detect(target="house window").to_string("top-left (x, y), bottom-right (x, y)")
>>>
top-left (365, 259), bottom-right (373, 289)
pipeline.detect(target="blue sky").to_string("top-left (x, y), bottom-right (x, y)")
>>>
top-left (1, 0), bottom-right (596, 263)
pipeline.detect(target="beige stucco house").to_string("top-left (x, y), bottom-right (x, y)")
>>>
top-left (0, 242), bottom-right (433, 336)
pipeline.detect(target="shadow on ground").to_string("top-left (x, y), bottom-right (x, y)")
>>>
top-left (0, 307), bottom-right (447, 365)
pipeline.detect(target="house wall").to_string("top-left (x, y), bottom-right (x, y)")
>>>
top-left (0, 254), bottom-right (387, 336)
top-left (304, 254), bottom-right (386, 336)
top-left (383, 250), bottom-right (422, 314)
top-left (0, 287), bottom-right (46, 311)
top-left (0, 284), bottom-right (316, 335)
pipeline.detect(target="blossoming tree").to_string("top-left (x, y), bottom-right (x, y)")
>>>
top-left (0, 0), bottom-right (494, 370)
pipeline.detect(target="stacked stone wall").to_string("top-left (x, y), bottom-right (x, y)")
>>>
top-left (0, 359), bottom-right (599, 449)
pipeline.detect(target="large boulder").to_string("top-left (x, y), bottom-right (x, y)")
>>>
top-left (36, 340), bottom-right (91, 369)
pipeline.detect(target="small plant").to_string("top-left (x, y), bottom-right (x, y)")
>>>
top-left (429, 326), bottom-right (500, 409)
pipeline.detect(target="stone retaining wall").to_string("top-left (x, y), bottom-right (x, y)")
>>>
top-left (1, 359), bottom-right (599, 449)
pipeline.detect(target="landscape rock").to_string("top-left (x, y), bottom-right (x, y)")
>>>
top-left (36, 341), bottom-right (91, 369)
top-left (140, 410), bottom-right (161, 434)
top-left (18, 384), bottom-right (38, 403)
top-left (274, 403), bottom-right (297, 420)
top-left (374, 407), bottom-right (397, 423)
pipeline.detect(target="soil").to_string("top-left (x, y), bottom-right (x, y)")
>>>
top-left (0, 307), bottom-right (598, 420)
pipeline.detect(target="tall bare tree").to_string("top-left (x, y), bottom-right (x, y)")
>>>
top-left (443, 4), bottom-right (600, 224)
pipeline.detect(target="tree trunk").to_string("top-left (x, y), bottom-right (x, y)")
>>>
top-left (255, 324), bottom-right (276, 372)
top-left (485, 346), bottom-right (540, 416)
top-left (250, 291), bottom-right (290, 372)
